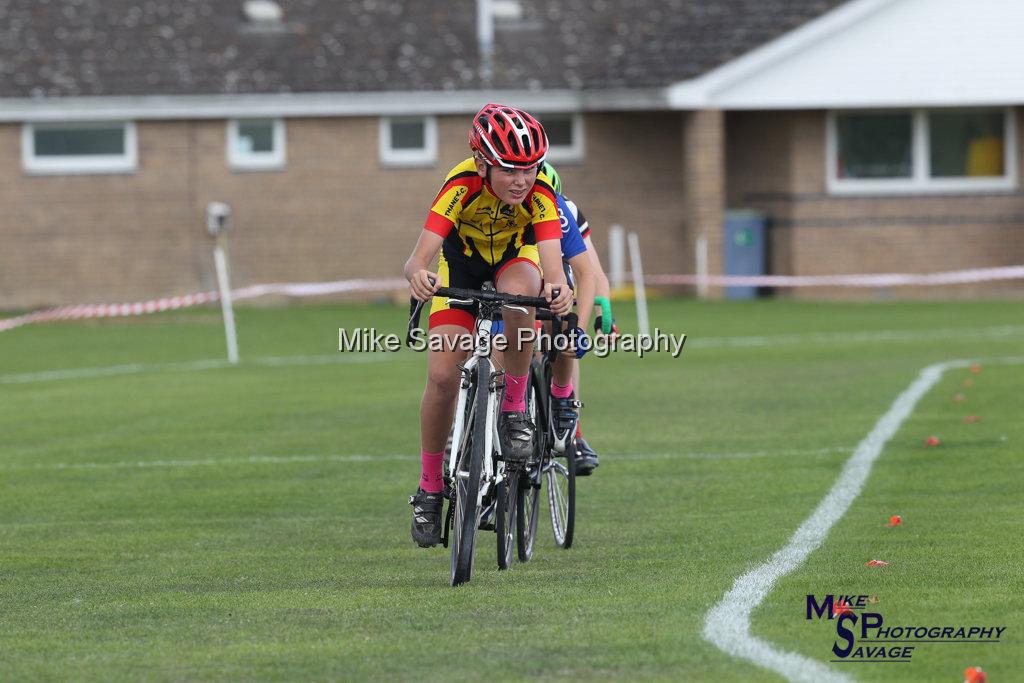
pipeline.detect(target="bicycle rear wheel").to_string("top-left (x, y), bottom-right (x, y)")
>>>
top-left (517, 467), bottom-right (541, 561)
top-left (495, 467), bottom-right (518, 569)
top-left (547, 437), bottom-right (576, 549)
top-left (451, 359), bottom-right (491, 586)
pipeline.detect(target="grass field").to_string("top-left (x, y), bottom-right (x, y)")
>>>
top-left (1, 298), bottom-right (1021, 681)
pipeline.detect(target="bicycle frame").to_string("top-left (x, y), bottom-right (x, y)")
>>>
top-left (406, 284), bottom-right (576, 574)
top-left (447, 313), bottom-right (505, 513)
top-left (445, 302), bottom-right (579, 495)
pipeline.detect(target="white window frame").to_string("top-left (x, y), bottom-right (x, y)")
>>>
top-left (21, 121), bottom-right (137, 175)
top-left (826, 108), bottom-right (1017, 195)
top-left (542, 112), bottom-right (585, 164)
top-left (379, 116), bottom-right (437, 168)
top-left (227, 118), bottom-right (286, 171)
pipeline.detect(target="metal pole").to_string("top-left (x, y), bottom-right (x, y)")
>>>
top-left (695, 235), bottom-right (709, 300)
top-left (628, 231), bottom-right (650, 339)
top-left (609, 224), bottom-right (626, 291)
top-left (213, 233), bottom-right (239, 364)
top-left (477, 0), bottom-right (494, 85)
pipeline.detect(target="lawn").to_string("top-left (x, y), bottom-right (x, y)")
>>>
top-left (1, 298), bottom-right (1021, 681)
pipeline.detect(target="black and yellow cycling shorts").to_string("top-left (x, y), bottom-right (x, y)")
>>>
top-left (428, 244), bottom-right (541, 332)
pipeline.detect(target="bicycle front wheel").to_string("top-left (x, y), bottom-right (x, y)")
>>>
top-left (517, 368), bottom-right (544, 561)
top-left (547, 438), bottom-right (576, 549)
top-left (451, 359), bottom-right (491, 586)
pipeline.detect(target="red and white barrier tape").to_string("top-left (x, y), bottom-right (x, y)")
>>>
top-left (0, 278), bottom-right (408, 332)
top-left (645, 265), bottom-right (1024, 288)
top-left (232, 278), bottom-right (409, 300)
top-left (2, 268), bottom-right (1021, 333)
top-left (0, 291), bottom-right (220, 332)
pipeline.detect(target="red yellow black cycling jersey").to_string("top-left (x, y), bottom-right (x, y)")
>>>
top-left (424, 158), bottom-right (562, 266)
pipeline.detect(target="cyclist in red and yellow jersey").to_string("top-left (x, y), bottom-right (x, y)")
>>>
top-left (404, 104), bottom-right (572, 547)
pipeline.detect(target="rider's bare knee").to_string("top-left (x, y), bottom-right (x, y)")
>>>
top-left (427, 361), bottom-right (461, 397)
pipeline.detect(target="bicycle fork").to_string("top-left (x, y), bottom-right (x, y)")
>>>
top-left (446, 357), bottom-right (505, 522)
top-left (479, 366), bottom-right (505, 508)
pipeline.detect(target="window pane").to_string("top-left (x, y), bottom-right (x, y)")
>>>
top-left (34, 126), bottom-right (125, 156)
top-left (542, 116), bottom-right (574, 147)
top-left (236, 120), bottom-right (275, 154)
top-left (390, 119), bottom-right (425, 150)
top-left (836, 113), bottom-right (912, 179)
top-left (929, 111), bottom-right (1004, 178)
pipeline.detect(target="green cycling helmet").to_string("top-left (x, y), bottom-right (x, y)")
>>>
top-left (541, 161), bottom-right (562, 195)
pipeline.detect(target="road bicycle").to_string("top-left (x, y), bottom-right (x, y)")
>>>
top-left (522, 341), bottom-right (580, 556)
top-left (515, 293), bottom-right (614, 555)
top-left (407, 284), bottom-right (577, 586)
top-left (517, 294), bottom-right (613, 555)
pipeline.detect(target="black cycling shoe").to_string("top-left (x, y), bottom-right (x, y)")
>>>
top-left (409, 487), bottom-right (444, 547)
top-left (574, 436), bottom-right (600, 476)
top-left (498, 410), bottom-right (535, 463)
top-left (551, 395), bottom-right (582, 454)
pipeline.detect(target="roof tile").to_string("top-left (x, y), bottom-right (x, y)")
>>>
top-left (0, 0), bottom-right (849, 97)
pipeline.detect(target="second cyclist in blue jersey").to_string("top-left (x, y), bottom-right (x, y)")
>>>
top-left (540, 163), bottom-right (616, 474)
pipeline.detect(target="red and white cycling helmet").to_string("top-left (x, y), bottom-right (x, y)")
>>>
top-left (469, 103), bottom-right (548, 168)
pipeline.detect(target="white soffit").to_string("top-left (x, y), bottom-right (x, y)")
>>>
top-left (0, 88), bottom-right (669, 123)
top-left (670, 0), bottom-right (1024, 110)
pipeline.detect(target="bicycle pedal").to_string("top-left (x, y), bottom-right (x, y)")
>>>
top-left (478, 502), bottom-right (495, 530)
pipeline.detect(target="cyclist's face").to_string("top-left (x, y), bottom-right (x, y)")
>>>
top-left (480, 162), bottom-right (538, 205)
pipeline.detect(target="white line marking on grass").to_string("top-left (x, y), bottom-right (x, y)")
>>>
top-left (0, 353), bottom-right (414, 384)
top-left (0, 359), bottom-right (229, 384)
top-left (252, 354), bottom-right (409, 367)
top-left (613, 447), bottom-right (848, 461)
top-left (5, 448), bottom-right (848, 473)
top-left (689, 324), bottom-right (1024, 349)
top-left (3, 326), bottom-right (1020, 385)
top-left (0, 513), bottom-right (343, 531)
top-left (702, 356), bottom-right (1024, 682)
top-left (0, 453), bottom-right (415, 472)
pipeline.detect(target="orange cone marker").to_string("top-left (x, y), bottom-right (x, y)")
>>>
top-left (964, 665), bottom-right (987, 683)
top-left (886, 515), bottom-right (902, 527)
top-left (832, 599), bottom-right (853, 617)
top-left (924, 436), bottom-right (941, 447)
top-left (866, 559), bottom-right (890, 567)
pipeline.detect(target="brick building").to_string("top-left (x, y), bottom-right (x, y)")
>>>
top-left (1, 0), bottom-right (1022, 309)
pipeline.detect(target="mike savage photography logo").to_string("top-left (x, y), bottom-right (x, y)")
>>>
top-left (805, 594), bottom-right (1006, 665)
top-left (337, 327), bottom-right (686, 359)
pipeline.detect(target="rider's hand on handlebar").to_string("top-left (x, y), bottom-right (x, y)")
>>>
top-left (409, 270), bottom-right (440, 302)
top-left (594, 315), bottom-right (620, 340)
top-left (559, 326), bottom-right (591, 359)
top-left (544, 282), bottom-right (573, 316)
